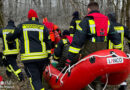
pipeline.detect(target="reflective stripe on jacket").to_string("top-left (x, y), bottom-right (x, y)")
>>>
top-left (6, 18), bottom-right (51, 62)
top-left (2, 29), bottom-right (19, 55)
top-left (68, 11), bottom-right (121, 61)
top-left (108, 26), bottom-right (124, 50)
top-left (21, 24), bottom-right (48, 61)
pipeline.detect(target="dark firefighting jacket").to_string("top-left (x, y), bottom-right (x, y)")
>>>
top-left (68, 11), bottom-right (121, 61)
top-left (0, 21), bottom-right (19, 55)
top-left (7, 18), bottom-right (51, 63)
top-left (108, 21), bottom-right (130, 51)
top-left (54, 35), bottom-right (72, 60)
top-left (69, 17), bottom-right (81, 37)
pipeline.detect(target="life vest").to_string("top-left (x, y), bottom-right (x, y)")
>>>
top-left (43, 22), bottom-right (54, 32)
top-left (50, 31), bottom-right (55, 42)
top-left (43, 18), bottom-right (61, 43)
top-left (53, 25), bottom-right (58, 30)
top-left (54, 30), bottom-right (61, 44)
top-left (87, 13), bottom-right (109, 37)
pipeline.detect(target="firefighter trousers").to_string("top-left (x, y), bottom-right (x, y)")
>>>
top-left (24, 59), bottom-right (49, 90)
top-left (6, 54), bottom-right (24, 81)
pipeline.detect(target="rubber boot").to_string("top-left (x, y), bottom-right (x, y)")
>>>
top-left (118, 85), bottom-right (127, 90)
top-left (119, 81), bottom-right (127, 90)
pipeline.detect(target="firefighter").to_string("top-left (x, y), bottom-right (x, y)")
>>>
top-left (107, 13), bottom-right (130, 90)
top-left (69, 11), bottom-right (81, 37)
top-left (66, 2), bottom-right (121, 66)
top-left (7, 9), bottom-right (51, 90)
top-left (108, 13), bottom-right (130, 51)
top-left (54, 30), bottom-right (73, 70)
top-left (0, 20), bottom-right (24, 81)
top-left (66, 2), bottom-right (121, 89)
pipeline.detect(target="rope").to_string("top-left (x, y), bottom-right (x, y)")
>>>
top-left (87, 74), bottom-right (108, 90)
top-left (46, 65), bottom-right (67, 81)
top-left (88, 84), bottom-right (94, 90)
top-left (48, 65), bottom-right (52, 77)
top-left (58, 66), bottom-right (67, 77)
top-left (102, 74), bottom-right (108, 90)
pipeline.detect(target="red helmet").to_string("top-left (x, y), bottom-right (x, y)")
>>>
top-left (28, 9), bottom-right (38, 19)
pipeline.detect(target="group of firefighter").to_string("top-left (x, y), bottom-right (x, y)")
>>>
top-left (0, 1), bottom-right (130, 90)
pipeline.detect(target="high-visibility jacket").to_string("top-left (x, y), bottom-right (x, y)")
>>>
top-left (7, 18), bottom-right (51, 63)
top-left (108, 23), bottom-right (130, 51)
top-left (68, 11), bottom-right (121, 61)
top-left (69, 17), bottom-right (81, 37)
top-left (0, 24), bottom-right (19, 55)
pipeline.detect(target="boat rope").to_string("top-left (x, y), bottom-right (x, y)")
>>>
top-left (88, 84), bottom-right (94, 90)
top-left (102, 74), bottom-right (108, 90)
top-left (45, 65), bottom-right (67, 80)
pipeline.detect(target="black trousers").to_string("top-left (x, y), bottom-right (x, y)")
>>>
top-left (5, 55), bottom-right (24, 81)
top-left (24, 59), bottom-right (49, 90)
top-left (6, 55), bottom-right (20, 71)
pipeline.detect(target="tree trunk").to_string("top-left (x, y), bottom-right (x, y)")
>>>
top-left (90, 0), bottom-right (94, 2)
top-left (69, 0), bottom-right (84, 17)
top-left (0, 0), bottom-right (4, 28)
top-left (126, 0), bottom-right (130, 28)
top-left (120, 0), bottom-right (125, 24)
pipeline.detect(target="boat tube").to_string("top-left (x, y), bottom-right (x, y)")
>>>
top-left (43, 49), bottom-right (130, 90)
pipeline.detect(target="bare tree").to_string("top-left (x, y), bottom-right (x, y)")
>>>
top-left (120, 0), bottom-right (125, 24)
top-left (0, 0), bottom-right (4, 28)
top-left (1, 0), bottom-right (129, 29)
top-left (126, 0), bottom-right (130, 28)
top-left (90, 0), bottom-right (94, 2)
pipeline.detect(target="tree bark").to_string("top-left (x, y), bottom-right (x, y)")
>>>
top-left (90, 0), bottom-right (94, 2)
top-left (69, 0), bottom-right (84, 17)
top-left (126, 0), bottom-right (130, 28)
top-left (120, 0), bottom-right (125, 24)
top-left (0, 0), bottom-right (4, 28)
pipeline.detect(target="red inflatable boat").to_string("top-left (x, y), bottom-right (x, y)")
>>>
top-left (43, 49), bottom-right (130, 90)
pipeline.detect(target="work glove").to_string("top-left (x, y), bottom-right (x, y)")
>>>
top-left (65, 59), bottom-right (72, 67)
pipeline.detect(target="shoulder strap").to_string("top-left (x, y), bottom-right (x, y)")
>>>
top-left (88, 19), bottom-right (110, 42)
